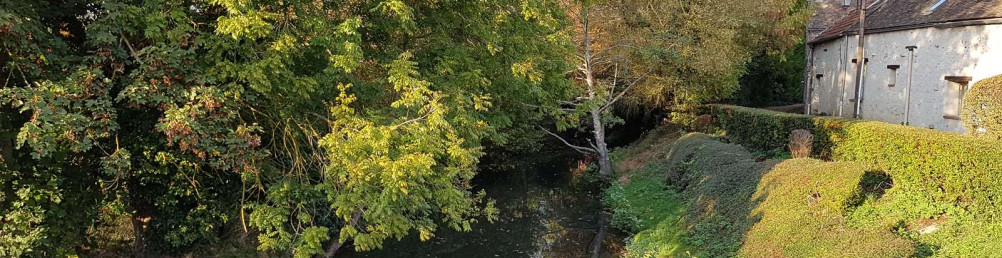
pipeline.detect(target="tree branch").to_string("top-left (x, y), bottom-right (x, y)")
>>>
top-left (323, 210), bottom-right (363, 258)
top-left (601, 71), bottom-right (650, 112)
top-left (121, 36), bottom-right (145, 66)
top-left (394, 106), bottom-right (435, 128)
top-left (538, 125), bottom-right (597, 155)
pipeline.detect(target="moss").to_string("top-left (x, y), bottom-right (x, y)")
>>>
top-left (963, 74), bottom-right (1002, 140)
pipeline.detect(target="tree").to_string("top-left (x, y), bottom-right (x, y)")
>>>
top-left (1, 0), bottom-right (572, 256)
top-left (546, 0), bottom-right (809, 176)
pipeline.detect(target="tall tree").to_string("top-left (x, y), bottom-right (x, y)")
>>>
top-left (547, 0), bottom-right (809, 176)
top-left (1, 0), bottom-right (572, 256)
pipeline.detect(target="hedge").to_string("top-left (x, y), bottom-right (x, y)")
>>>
top-left (608, 133), bottom-right (916, 257)
top-left (704, 104), bottom-right (1002, 219)
top-left (739, 159), bottom-right (915, 258)
top-left (963, 74), bottom-right (1002, 140)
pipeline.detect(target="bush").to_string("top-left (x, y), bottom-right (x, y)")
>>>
top-left (788, 129), bottom-right (812, 158)
top-left (704, 104), bottom-right (1002, 220)
top-left (608, 133), bottom-right (914, 257)
top-left (963, 74), bottom-right (1002, 140)
top-left (739, 159), bottom-right (915, 257)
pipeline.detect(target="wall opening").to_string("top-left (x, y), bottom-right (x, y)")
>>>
top-left (887, 65), bottom-right (900, 87)
top-left (943, 76), bottom-right (972, 120)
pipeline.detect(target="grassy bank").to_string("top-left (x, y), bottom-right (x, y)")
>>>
top-left (606, 128), bottom-right (1001, 257)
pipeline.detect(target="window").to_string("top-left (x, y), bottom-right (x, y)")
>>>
top-left (843, 0), bottom-right (852, 7)
top-left (924, 0), bottom-right (948, 14)
top-left (867, 0), bottom-right (884, 8)
top-left (944, 76), bottom-right (972, 120)
top-left (887, 65), bottom-right (900, 87)
top-left (810, 74), bottom-right (824, 114)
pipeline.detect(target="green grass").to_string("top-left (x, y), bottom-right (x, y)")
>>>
top-left (604, 169), bottom-right (690, 257)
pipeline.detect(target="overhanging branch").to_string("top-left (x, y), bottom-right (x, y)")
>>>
top-left (538, 125), bottom-right (597, 155)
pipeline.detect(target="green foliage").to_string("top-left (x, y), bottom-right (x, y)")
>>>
top-left (604, 170), bottom-right (690, 258)
top-left (731, 42), bottom-right (807, 107)
top-left (604, 169), bottom-right (684, 233)
top-left (963, 74), bottom-right (1002, 140)
top-left (702, 104), bottom-right (816, 151)
top-left (615, 0), bottom-right (811, 111)
top-left (2, 0), bottom-right (572, 256)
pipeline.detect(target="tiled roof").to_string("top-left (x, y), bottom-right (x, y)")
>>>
top-left (809, 0), bottom-right (1002, 44)
top-left (807, 1), bottom-right (854, 33)
top-left (811, 7), bottom-right (863, 43)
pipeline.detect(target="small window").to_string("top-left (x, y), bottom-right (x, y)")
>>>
top-left (887, 65), bottom-right (900, 87)
top-left (944, 76), bottom-right (972, 120)
top-left (843, 0), bottom-right (852, 7)
top-left (867, 0), bottom-right (884, 8)
top-left (925, 0), bottom-right (947, 14)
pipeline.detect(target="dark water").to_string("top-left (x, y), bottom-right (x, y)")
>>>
top-left (339, 147), bottom-right (621, 258)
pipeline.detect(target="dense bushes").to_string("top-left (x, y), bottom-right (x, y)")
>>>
top-left (963, 74), bottom-right (1002, 140)
top-left (705, 104), bottom-right (1002, 220)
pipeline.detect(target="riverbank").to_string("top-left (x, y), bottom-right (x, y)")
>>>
top-left (604, 126), bottom-right (1002, 257)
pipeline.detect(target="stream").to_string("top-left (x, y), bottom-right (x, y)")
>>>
top-left (339, 146), bottom-right (624, 258)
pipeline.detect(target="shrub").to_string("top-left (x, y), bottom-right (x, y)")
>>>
top-left (704, 104), bottom-right (1002, 220)
top-left (739, 159), bottom-right (915, 257)
top-left (609, 133), bottom-right (914, 257)
top-left (700, 104), bottom-right (816, 151)
top-left (963, 74), bottom-right (1002, 140)
top-left (788, 129), bottom-right (812, 158)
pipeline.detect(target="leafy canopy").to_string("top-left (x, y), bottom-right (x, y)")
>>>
top-left (1, 0), bottom-right (572, 256)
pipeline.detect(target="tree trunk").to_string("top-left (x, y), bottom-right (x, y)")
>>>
top-left (0, 108), bottom-right (13, 164)
top-left (322, 239), bottom-right (345, 258)
top-left (590, 108), bottom-right (612, 176)
top-left (589, 211), bottom-right (609, 258)
top-left (322, 210), bottom-right (361, 258)
top-left (131, 213), bottom-right (148, 257)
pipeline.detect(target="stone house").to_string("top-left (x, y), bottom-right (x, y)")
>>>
top-left (804, 0), bottom-right (1002, 132)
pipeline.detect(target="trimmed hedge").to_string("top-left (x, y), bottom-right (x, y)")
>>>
top-left (608, 133), bottom-right (915, 257)
top-left (704, 104), bottom-right (1002, 219)
top-left (739, 159), bottom-right (915, 258)
top-left (963, 74), bottom-right (1002, 140)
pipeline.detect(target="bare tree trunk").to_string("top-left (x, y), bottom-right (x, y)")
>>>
top-left (590, 108), bottom-right (612, 176)
top-left (579, 4), bottom-right (612, 177)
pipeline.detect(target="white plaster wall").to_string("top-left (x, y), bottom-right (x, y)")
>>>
top-left (808, 38), bottom-right (852, 117)
top-left (808, 23), bottom-right (1002, 133)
